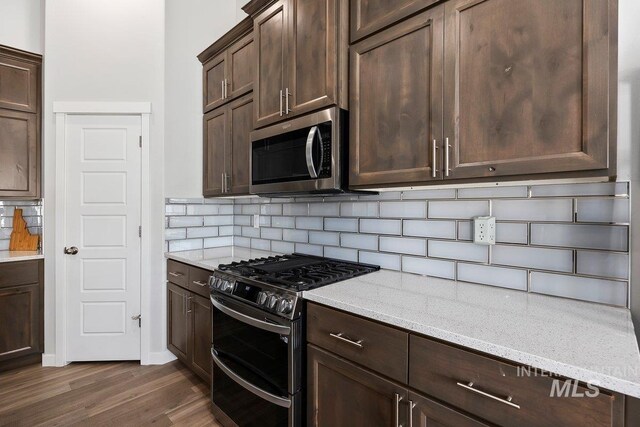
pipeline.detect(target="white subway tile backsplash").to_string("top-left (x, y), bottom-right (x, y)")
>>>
top-left (428, 200), bottom-right (489, 219)
top-left (204, 236), bottom-right (233, 248)
top-left (165, 228), bottom-right (186, 241)
top-left (251, 238), bottom-right (271, 251)
top-left (165, 205), bottom-right (186, 216)
top-left (492, 245), bottom-right (573, 272)
top-left (234, 236), bottom-right (250, 248)
top-left (380, 237), bottom-right (426, 256)
top-left (295, 243), bottom-right (323, 256)
top-left (403, 220), bottom-right (456, 239)
top-left (402, 188), bottom-right (456, 200)
top-left (380, 201), bottom-right (426, 218)
top-left (576, 198), bottom-right (630, 223)
top-left (428, 240), bottom-right (488, 263)
top-left (341, 233), bottom-right (378, 250)
top-left (169, 216), bottom-right (203, 227)
top-left (187, 227), bottom-right (219, 238)
top-left (204, 215), bottom-right (234, 226)
top-left (324, 246), bottom-right (358, 262)
top-left (360, 219), bottom-right (402, 235)
top-left (457, 264), bottom-right (528, 291)
top-left (241, 226), bottom-right (260, 238)
top-left (295, 216), bottom-right (323, 230)
top-left (493, 199), bottom-right (573, 222)
top-left (340, 202), bottom-right (379, 217)
top-left (309, 202), bottom-right (340, 216)
top-left (324, 218), bottom-right (358, 232)
top-left (283, 203), bottom-right (309, 215)
top-left (219, 205), bottom-right (234, 214)
top-left (169, 239), bottom-right (203, 252)
top-left (219, 225), bottom-right (235, 236)
top-left (186, 204), bottom-right (219, 215)
top-left (530, 182), bottom-right (629, 197)
top-left (241, 204), bottom-right (260, 215)
top-left (272, 216), bottom-right (296, 228)
top-left (495, 222), bottom-right (529, 244)
top-left (530, 272), bottom-right (627, 306)
top-left (271, 240), bottom-right (295, 254)
top-left (260, 204), bottom-right (283, 215)
top-left (234, 215), bottom-right (251, 226)
top-left (402, 256), bottom-right (455, 279)
top-left (261, 227), bottom-right (283, 241)
top-left (309, 231), bottom-right (340, 246)
top-left (576, 251), bottom-right (629, 280)
top-left (531, 224), bottom-right (628, 251)
top-left (359, 251), bottom-right (401, 271)
top-left (283, 229), bottom-right (308, 243)
top-left (457, 186), bottom-right (528, 199)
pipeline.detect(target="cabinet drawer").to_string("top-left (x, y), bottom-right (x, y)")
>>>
top-left (0, 260), bottom-right (40, 288)
top-left (307, 303), bottom-right (408, 383)
top-left (189, 266), bottom-right (212, 298)
top-left (166, 260), bottom-right (188, 288)
top-left (409, 335), bottom-right (621, 427)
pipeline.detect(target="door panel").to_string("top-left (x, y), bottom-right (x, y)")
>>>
top-left (167, 282), bottom-right (188, 361)
top-left (0, 284), bottom-right (39, 361)
top-left (228, 33), bottom-right (255, 100)
top-left (228, 94), bottom-right (253, 195)
top-left (203, 108), bottom-right (227, 196)
top-left (0, 109), bottom-right (38, 197)
top-left (203, 53), bottom-right (227, 112)
top-left (190, 293), bottom-right (212, 382)
top-left (444, 0), bottom-right (612, 179)
top-left (288, 0), bottom-right (337, 116)
top-left (409, 391), bottom-right (489, 427)
top-left (65, 115), bottom-right (141, 361)
top-left (254, 0), bottom-right (287, 128)
top-left (350, 7), bottom-right (444, 187)
top-left (0, 54), bottom-right (38, 113)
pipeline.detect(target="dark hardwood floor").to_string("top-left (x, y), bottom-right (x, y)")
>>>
top-left (0, 361), bottom-right (221, 426)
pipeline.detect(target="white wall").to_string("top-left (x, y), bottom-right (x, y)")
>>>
top-left (42, 0), bottom-right (166, 357)
top-left (164, 0), bottom-right (238, 197)
top-left (236, 0), bottom-right (248, 22)
top-left (0, 0), bottom-right (44, 53)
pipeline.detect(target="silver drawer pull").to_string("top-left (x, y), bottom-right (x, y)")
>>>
top-left (329, 332), bottom-right (363, 348)
top-left (456, 381), bottom-right (520, 409)
top-left (192, 280), bottom-right (207, 287)
top-left (168, 272), bottom-right (183, 277)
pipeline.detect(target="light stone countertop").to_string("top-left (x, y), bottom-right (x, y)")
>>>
top-left (0, 250), bottom-right (44, 263)
top-left (165, 246), bottom-right (280, 271)
top-left (303, 269), bottom-right (640, 399)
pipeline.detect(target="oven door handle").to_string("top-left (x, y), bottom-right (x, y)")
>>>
top-left (212, 349), bottom-right (292, 408)
top-left (305, 125), bottom-right (321, 179)
top-left (211, 296), bottom-right (291, 335)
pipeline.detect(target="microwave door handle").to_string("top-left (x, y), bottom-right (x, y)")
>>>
top-left (305, 126), bottom-right (319, 178)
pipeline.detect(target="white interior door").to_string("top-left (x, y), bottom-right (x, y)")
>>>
top-left (65, 114), bottom-right (142, 361)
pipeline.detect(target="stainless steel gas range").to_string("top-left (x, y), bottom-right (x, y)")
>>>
top-left (208, 253), bottom-right (379, 427)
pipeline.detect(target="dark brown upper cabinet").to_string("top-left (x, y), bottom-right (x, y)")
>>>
top-left (200, 18), bottom-right (254, 113)
top-left (0, 45), bottom-right (41, 199)
top-left (253, 0), bottom-right (348, 129)
top-left (349, 0), bottom-right (617, 189)
top-left (350, 7), bottom-right (444, 187)
top-left (203, 93), bottom-right (253, 197)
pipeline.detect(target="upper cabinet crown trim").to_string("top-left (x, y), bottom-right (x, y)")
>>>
top-left (198, 17), bottom-right (253, 64)
top-left (0, 44), bottom-right (42, 64)
top-left (242, 0), bottom-right (278, 17)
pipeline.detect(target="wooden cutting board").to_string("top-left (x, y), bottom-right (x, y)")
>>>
top-left (9, 208), bottom-right (40, 251)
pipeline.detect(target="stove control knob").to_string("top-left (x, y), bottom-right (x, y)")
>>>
top-left (221, 280), bottom-right (233, 292)
top-left (212, 278), bottom-right (221, 289)
top-left (268, 295), bottom-right (278, 309)
top-left (277, 298), bottom-right (293, 314)
top-left (257, 291), bottom-right (268, 305)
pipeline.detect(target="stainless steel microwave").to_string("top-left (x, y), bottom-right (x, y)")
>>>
top-left (250, 107), bottom-right (349, 197)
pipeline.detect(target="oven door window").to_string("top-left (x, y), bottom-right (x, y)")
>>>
top-left (212, 298), bottom-right (289, 395)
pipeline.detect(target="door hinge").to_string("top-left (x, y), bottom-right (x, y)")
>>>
top-left (139, 135), bottom-right (142, 148)
top-left (138, 225), bottom-right (142, 238)
top-left (132, 314), bottom-right (141, 327)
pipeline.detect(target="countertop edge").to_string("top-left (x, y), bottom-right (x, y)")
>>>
top-left (303, 292), bottom-right (640, 399)
top-left (0, 253), bottom-right (44, 263)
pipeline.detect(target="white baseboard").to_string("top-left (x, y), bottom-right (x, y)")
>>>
top-left (41, 354), bottom-right (58, 367)
top-left (145, 350), bottom-right (177, 365)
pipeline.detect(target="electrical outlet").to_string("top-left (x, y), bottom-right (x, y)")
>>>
top-left (473, 216), bottom-right (496, 245)
top-left (253, 214), bottom-right (260, 229)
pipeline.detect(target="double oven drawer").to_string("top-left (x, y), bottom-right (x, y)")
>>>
top-left (307, 303), bottom-right (408, 383)
top-left (409, 335), bottom-right (621, 427)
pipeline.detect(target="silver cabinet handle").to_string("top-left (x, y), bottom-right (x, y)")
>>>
top-left (445, 137), bottom-right (451, 177)
top-left (456, 381), bottom-right (520, 409)
top-left (225, 173), bottom-right (231, 193)
top-left (186, 295), bottom-right (192, 313)
top-left (221, 172), bottom-right (225, 193)
top-left (192, 280), bottom-right (207, 287)
top-left (168, 271), bottom-right (183, 277)
top-left (212, 349), bottom-right (292, 408)
top-left (329, 332), bottom-right (363, 348)
top-left (224, 78), bottom-right (228, 98)
top-left (285, 87), bottom-right (291, 114)
top-left (431, 139), bottom-right (438, 178)
top-left (211, 296), bottom-right (291, 335)
top-left (394, 393), bottom-right (403, 427)
top-left (279, 89), bottom-right (283, 116)
top-left (221, 80), bottom-right (225, 99)
top-left (408, 400), bottom-right (416, 427)
top-left (305, 126), bottom-right (320, 178)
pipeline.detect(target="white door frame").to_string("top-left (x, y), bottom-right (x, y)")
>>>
top-left (52, 102), bottom-right (152, 366)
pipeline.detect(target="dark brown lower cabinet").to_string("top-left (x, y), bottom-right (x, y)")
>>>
top-left (167, 261), bottom-right (212, 384)
top-left (0, 259), bottom-right (44, 372)
top-left (307, 344), bottom-right (487, 427)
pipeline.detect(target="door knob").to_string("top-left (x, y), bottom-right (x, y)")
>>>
top-left (64, 246), bottom-right (79, 255)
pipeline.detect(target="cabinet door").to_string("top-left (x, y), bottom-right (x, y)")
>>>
top-left (189, 293), bottom-right (212, 383)
top-left (287, 0), bottom-right (337, 117)
top-left (203, 107), bottom-right (227, 196)
top-left (254, 0), bottom-right (288, 128)
top-left (350, 7), bottom-right (444, 187)
top-left (0, 109), bottom-right (39, 198)
top-left (443, 0), bottom-right (614, 179)
top-left (0, 284), bottom-right (40, 361)
top-left (409, 391), bottom-right (489, 427)
top-left (203, 53), bottom-right (227, 113)
top-left (227, 93), bottom-right (253, 195)
top-left (0, 54), bottom-right (39, 113)
top-left (167, 282), bottom-right (189, 361)
top-left (308, 344), bottom-right (408, 427)
top-left (227, 33), bottom-right (255, 100)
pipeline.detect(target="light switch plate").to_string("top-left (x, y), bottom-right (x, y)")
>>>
top-left (473, 216), bottom-right (496, 245)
